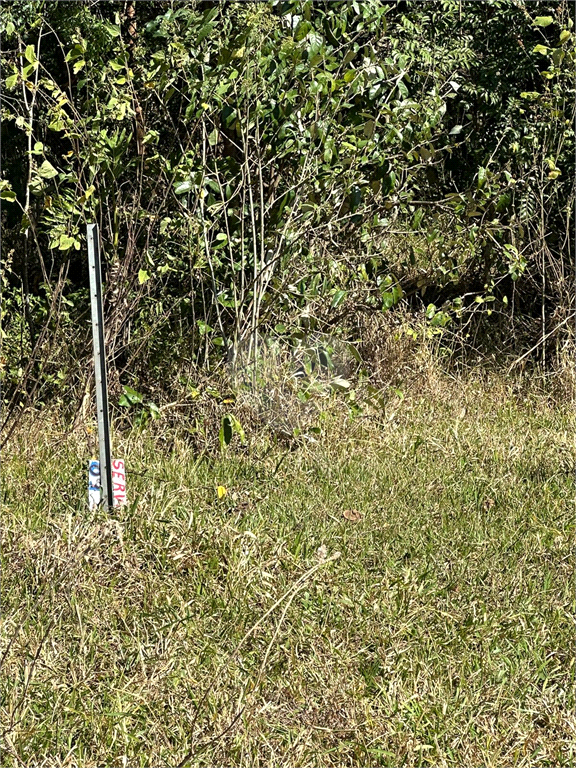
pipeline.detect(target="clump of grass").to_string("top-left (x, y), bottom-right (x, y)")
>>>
top-left (1, 373), bottom-right (574, 767)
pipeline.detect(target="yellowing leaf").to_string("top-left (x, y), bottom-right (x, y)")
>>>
top-left (533, 16), bottom-right (554, 27)
top-left (217, 485), bottom-right (227, 499)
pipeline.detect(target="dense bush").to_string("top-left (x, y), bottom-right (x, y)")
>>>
top-left (1, 0), bottom-right (574, 416)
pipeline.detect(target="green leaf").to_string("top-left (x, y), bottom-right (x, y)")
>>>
top-left (138, 269), bottom-right (150, 284)
top-left (477, 167), bottom-right (487, 189)
top-left (219, 416), bottom-right (233, 448)
top-left (148, 402), bottom-right (161, 419)
top-left (24, 45), bottom-right (36, 64)
top-left (449, 125), bottom-right (463, 136)
top-left (197, 320), bottom-right (212, 335)
top-left (65, 43), bottom-right (85, 62)
top-left (58, 234), bottom-right (75, 251)
top-left (103, 22), bottom-right (121, 37)
top-left (197, 23), bottom-right (214, 44)
top-left (0, 189), bottom-right (17, 202)
top-left (533, 44), bottom-right (549, 55)
top-left (119, 386), bottom-right (144, 407)
top-left (22, 63), bottom-right (38, 78)
top-left (533, 16), bottom-right (554, 27)
top-left (331, 289), bottom-right (347, 308)
top-left (174, 180), bottom-right (192, 195)
top-left (5, 74), bottom-right (18, 90)
top-left (37, 160), bottom-right (58, 179)
top-left (229, 414), bottom-right (245, 443)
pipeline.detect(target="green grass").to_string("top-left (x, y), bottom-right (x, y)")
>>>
top-left (2, 376), bottom-right (574, 766)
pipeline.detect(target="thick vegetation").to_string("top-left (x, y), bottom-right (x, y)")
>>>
top-left (1, 4), bottom-right (575, 766)
top-left (1, 0), bottom-right (574, 424)
top-left (2, 375), bottom-right (574, 766)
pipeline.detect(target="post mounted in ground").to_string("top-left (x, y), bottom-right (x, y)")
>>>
top-left (87, 222), bottom-right (114, 511)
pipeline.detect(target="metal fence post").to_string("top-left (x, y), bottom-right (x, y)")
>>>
top-left (87, 223), bottom-right (114, 511)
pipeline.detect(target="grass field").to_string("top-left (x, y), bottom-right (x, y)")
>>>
top-left (2, 373), bottom-right (574, 767)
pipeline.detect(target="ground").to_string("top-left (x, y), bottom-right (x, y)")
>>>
top-left (2, 372), bottom-right (574, 767)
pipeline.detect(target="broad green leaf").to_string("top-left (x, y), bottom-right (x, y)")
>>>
top-left (5, 73), bottom-right (18, 90)
top-left (197, 320), bottom-right (212, 335)
top-left (0, 189), bottom-right (17, 202)
top-left (24, 45), bottom-right (36, 64)
top-left (533, 16), bottom-right (553, 27)
top-left (138, 269), bottom-right (150, 284)
top-left (22, 63), bottom-right (38, 78)
top-left (174, 180), bottom-right (192, 195)
top-left (214, 232), bottom-right (228, 248)
top-left (38, 160), bottom-right (58, 179)
top-left (58, 234), bottom-right (75, 250)
top-left (119, 386), bottom-right (143, 407)
top-left (65, 43), bottom-right (85, 62)
top-left (103, 22), bottom-right (121, 37)
top-left (363, 119), bottom-right (375, 138)
top-left (197, 23), bottom-right (214, 44)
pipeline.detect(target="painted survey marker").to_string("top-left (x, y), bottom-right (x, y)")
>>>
top-left (112, 459), bottom-right (127, 507)
top-left (88, 459), bottom-right (101, 509)
top-left (88, 459), bottom-right (126, 508)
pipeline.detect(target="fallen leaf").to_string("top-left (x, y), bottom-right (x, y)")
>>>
top-left (342, 509), bottom-right (362, 522)
top-left (217, 485), bottom-right (227, 499)
top-left (483, 498), bottom-right (495, 511)
top-left (316, 544), bottom-right (328, 561)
